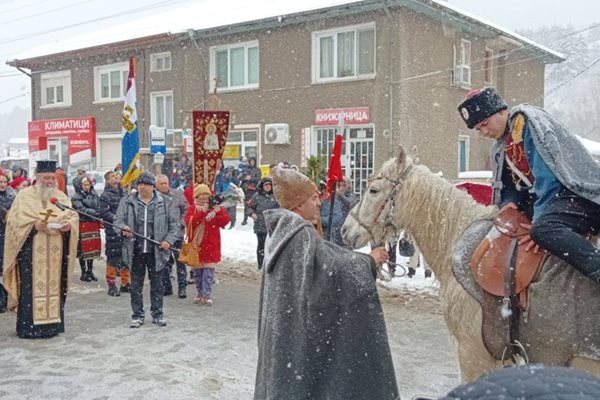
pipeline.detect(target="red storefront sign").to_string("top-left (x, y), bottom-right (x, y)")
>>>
top-left (28, 117), bottom-right (97, 161)
top-left (314, 107), bottom-right (370, 126)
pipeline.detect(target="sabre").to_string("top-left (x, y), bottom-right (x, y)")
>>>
top-left (49, 197), bottom-right (180, 252)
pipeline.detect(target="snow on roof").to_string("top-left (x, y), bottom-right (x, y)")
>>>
top-left (428, 0), bottom-right (564, 61)
top-left (458, 170), bottom-right (492, 179)
top-left (8, 138), bottom-right (28, 144)
top-left (577, 135), bottom-right (600, 156)
top-left (9, 0), bottom-right (562, 63)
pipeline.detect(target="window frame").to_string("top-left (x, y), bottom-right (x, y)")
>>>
top-left (458, 135), bottom-right (470, 174)
top-left (40, 70), bottom-right (72, 108)
top-left (150, 52), bottom-right (172, 72)
top-left (312, 22), bottom-right (376, 84)
top-left (150, 90), bottom-right (174, 130)
top-left (93, 61), bottom-right (129, 103)
top-left (209, 40), bottom-right (259, 92)
top-left (484, 47), bottom-right (494, 84)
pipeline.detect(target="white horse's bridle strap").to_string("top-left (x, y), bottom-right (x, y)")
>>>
top-left (350, 163), bottom-right (414, 243)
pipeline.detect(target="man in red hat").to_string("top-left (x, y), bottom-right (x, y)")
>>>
top-left (457, 87), bottom-right (600, 284)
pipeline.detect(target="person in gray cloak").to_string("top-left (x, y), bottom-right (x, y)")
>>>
top-left (254, 166), bottom-right (399, 400)
top-left (458, 87), bottom-right (600, 283)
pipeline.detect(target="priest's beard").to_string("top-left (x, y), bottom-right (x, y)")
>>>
top-left (35, 183), bottom-right (58, 202)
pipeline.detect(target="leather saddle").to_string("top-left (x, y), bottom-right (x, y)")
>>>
top-left (471, 207), bottom-right (547, 310)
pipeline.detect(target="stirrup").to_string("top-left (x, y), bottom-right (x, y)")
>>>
top-left (501, 340), bottom-right (529, 367)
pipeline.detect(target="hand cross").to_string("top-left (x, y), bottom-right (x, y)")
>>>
top-left (39, 208), bottom-right (57, 223)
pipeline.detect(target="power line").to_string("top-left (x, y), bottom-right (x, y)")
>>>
top-left (0, 0), bottom-right (190, 45)
top-left (0, 0), bottom-right (96, 25)
top-left (1, 0), bottom-right (51, 14)
top-left (0, 93), bottom-right (29, 105)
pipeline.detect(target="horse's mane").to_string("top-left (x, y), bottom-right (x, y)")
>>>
top-left (384, 157), bottom-right (496, 278)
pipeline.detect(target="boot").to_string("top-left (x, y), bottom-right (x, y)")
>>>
top-left (87, 260), bottom-right (98, 281)
top-left (107, 286), bottom-right (120, 297)
top-left (120, 283), bottom-right (131, 293)
top-left (407, 267), bottom-right (416, 278)
top-left (178, 287), bottom-right (187, 299)
top-left (79, 259), bottom-right (89, 281)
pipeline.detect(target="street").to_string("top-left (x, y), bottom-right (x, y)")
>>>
top-left (0, 259), bottom-right (459, 399)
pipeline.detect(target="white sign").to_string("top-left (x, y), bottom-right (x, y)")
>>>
top-left (153, 152), bottom-right (165, 164)
top-left (149, 126), bottom-right (167, 154)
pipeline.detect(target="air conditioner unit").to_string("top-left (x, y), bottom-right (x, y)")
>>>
top-left (452, 64), bottom-right (471, 87)
top-left (172, 129), bottom-right (183, 146)
top-left (264, 123), bottom-right (290, 145)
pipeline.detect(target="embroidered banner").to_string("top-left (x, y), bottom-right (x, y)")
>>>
top-left (192, 110), bottom-right (230, 190)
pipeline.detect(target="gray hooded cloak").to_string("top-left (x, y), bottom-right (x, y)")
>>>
top-left (490, 104), bottom-right (600, 206)
top-left (254, 208), bottom-right (399, 400)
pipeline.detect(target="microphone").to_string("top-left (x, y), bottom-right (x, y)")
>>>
top-left (50, 197), bottom-right (67, 211)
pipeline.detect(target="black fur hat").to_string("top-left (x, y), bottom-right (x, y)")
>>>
top-left (457, 87), bottom-right (508, 129)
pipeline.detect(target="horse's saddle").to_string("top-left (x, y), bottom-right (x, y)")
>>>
top-left (471, 208), bottom-right (547, 310)
top-left (452, 208), bottom-right (548, 360)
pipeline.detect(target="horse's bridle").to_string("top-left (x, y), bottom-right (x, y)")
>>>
top-left (349, 163), bottom-right (414, 244)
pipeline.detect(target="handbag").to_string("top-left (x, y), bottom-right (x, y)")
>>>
top-left (178, 219), bottom-right (203, 268)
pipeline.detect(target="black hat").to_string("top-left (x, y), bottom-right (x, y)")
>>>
top-left (136, 171), bottom-right (155, 186)
top-left (36, 160), bottom-right (57, 173)
top-left (457, 87), bottom-right (508, 129)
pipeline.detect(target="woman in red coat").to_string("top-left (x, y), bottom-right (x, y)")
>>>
top-left (185, 184), bottom-right (230, 305)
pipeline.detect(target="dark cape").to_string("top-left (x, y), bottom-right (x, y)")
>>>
top-left (254, 209), bottom-right (398, 400)
top-left (490, 104), bottom-right (600, 205)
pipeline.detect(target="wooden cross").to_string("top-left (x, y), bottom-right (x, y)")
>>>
top-left (39, 208), bottom-right (57, 223)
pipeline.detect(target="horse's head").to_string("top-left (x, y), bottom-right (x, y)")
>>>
top-left (342, 146), bottom-right (413, 249)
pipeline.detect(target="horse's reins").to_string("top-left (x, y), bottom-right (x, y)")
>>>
top-left (349, 164), bottom-right (414, 280)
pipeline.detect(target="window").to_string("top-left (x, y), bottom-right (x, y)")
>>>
top-left (150, 52), bottom-right (172, 72)
top-left (313, 23), bottom-right (375, 82)
top-left (484, 48), bottom-right (494, 83)
top-left (150, 91), bottom-right (174, 130)
top-left (41, 70), bottom-right (71, 107)
top-left (94, 62), bottom-right (128, 102)
top-left (209, 41), bottom-right (259, 91)
top-left (452, 39), bottom-right (471, 87)
top-left (458, 135), bottom-right (470, 173)
top-left (223, 130), bottom-right (258, 168)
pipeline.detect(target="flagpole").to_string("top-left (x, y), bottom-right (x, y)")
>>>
top-left (325, 112), bottom-right (345, 242)
top-left (325, 180), bottom-right (337, 241)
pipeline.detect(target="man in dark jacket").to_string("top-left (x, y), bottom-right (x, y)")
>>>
top-left (254, 167), bottom-right (398, 400)
top-left (440, 365), bottom-right (600, 400)
top-left (114, 171), bottom-right (179, 328)
top-left (458, 87), bottom-right (600, 283)
top-left (240, 156), bottom-right (261, 225)
top-left (247, 176), bottom-right (279, 269)
top-left (156, 174), bottom-right (189, 298)
top-left (99, 170), bottom-right (129, 296)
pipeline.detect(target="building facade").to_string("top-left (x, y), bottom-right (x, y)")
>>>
top-left (8, 0), bottom-right (563, 195)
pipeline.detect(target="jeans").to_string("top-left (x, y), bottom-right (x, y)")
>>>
top-left (530, 189), bottom-right (600, 282)
top-left (195, 267), bottom-right (215, 297)
top-left (162, 238), bottom-right (186, 291)
top-left (256, 232), bottom-right (267, 269)
top-left (130, 253), bottom-right (164, 319)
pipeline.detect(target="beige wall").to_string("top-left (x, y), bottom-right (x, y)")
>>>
top-left (26, 4), bottom-right (551, 181)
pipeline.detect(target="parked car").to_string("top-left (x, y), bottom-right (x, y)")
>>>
top-left (67, 170), bottom-right (106, 196)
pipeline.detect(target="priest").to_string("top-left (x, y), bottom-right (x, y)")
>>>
top-left (3, 160), bottom-right (79, 339)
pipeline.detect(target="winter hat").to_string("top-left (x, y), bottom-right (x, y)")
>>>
top-left (194, 183), bottom-right (211, 198)
top-left (457, 87), bottom-right (508, 129)
top-left (271, 166), bottom-right (317, 211)
top-left (136, 171), bottom-right (155, 186)
top-left (440, 365), bottom-right (600, 400)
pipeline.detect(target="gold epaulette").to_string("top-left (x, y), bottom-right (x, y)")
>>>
top-left (511, 114), bottom-right (525, 144)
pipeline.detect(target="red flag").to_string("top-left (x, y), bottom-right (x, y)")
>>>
top-left (327, 113), bottom-right (345, 196)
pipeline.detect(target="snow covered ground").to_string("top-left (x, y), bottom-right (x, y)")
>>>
top-left (0, 211), bottom-right (457, 400)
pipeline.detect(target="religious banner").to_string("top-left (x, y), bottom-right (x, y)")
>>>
top-left (192, 110), bottom-right (230, 190)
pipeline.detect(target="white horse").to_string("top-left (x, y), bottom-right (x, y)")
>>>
top-left (341, 146), bottom-right (600, 382)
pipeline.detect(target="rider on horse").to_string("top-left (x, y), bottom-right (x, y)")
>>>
top-left (457, 87), bottom-right (600, 284)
